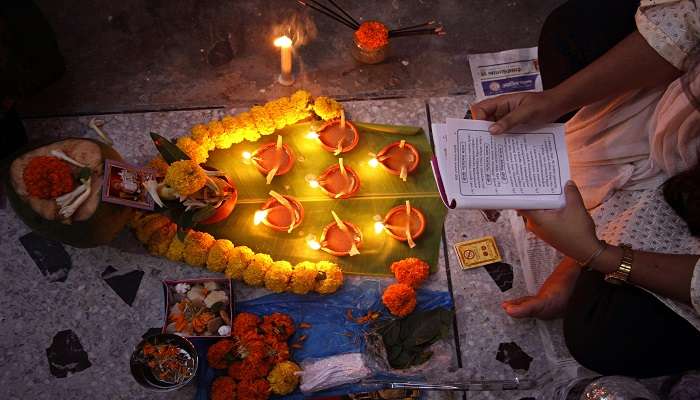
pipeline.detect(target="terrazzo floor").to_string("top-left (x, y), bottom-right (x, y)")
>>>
top-left (1, 96), bottom-right (569, 399)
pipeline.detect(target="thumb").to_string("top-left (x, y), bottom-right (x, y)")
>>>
top-left (502, 296), bottom-right (543, 318)
top-left (489, 106), bottom-right (529, 135)
top-left (564, 180), bottom-right (585, 209)
top-left (470, 104), bottom-right (486, 120)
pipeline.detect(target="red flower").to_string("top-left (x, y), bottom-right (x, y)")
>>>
top-left (207, 339), bottom-right (237, 369)
top-left (227, 357), bottom-right (271, 381)
top-left (264, 335), bottom-right (290, 364)
top-left (23, 156), bottom-right (75, 199)
top-left (233, 312), bottom-right (260, 338)
top-left (237, 379), bottom-right (271, 400)
top-left (211, 376), bottom-right (236, 400)
top-left (260, 313), bottom-right (295, 341)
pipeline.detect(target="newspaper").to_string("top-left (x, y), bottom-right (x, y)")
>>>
top-left (507, 211), bottom-right (597, 398)
top-left (431, 118), bottom-right (569, 209)
top-left (468, 47), bottom-right (543, 102)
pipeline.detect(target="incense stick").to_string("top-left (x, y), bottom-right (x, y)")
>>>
top-left (297, 0), bottom-right (356, 30)
top-left (308, 0), bottom-right (357, 29)
top-left (390, 20), bottom-right (435, 33)
top-left (326, 0), bottom-right (360, 28)
top-left (389, 27), bottom-right (446, 38)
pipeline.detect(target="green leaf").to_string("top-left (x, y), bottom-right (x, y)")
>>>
top-left (177, 227), bottom-right (187, 241)
top-left (354, 121), bottom-right (422, 136)
top-left (78, 167), bottom-right (92, 182)
top-left (383, 323), bottom-right (401, 347)
top-left (150, 132), bottom-right (191, 164)
top-left (192, 205), bottom-right (217, 222)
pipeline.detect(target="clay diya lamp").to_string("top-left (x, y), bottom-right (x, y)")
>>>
top-left (320, 211), bottom-right (363, 257)
top-left (254, 191), bottom-right (304, 233)
top-left (251, 135), bottom-right (295, 184)
top-left (318, 158), bottom-right (360, 199)
top-left (382, 200), bottom-right (426, 248)
top-left (317, 111), bottom-right (359, 155)
top-left (197, 168), bottom-right (238, 225)
top-left (375, 140), bottom-right (420, 181)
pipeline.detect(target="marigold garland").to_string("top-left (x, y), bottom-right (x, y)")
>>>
top-left (133, 91), bottom-right (345, 295)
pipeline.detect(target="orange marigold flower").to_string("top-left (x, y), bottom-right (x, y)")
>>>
top-left (382, 283), bottom-right (417, 318)
top-left (207, 339), bottom-right (237, 369)
top-left (176, 136), bottom-right (209, 164)
top-left (261, 313), bottom-right (295, 341)
top-left (233, 312), bottom-right (260, 338)
top-left (354, 21), bottom-right (389, 50)
top-left (23, 156), bottom-right (75, 199)
top-left (228, 356), bottom-right (271, 381)
top-left (211, 376), bottom-right (236, 400)
top-left (237, 379), bottom-right (270, 400)
top-left (147, 155), bottom-right (169, 176)
top-left (390, 257), bottom-right (430, 288)
top-left (264, 335), bottom-right (290, 364)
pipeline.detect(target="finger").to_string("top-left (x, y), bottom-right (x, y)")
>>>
top-left (502, 297), bottom-right (543, 318)
top-left (489, 105), bottom-right (530, 135)
top-left (564, 180), bottom-right (585, 209)
top-left (470, 104), bottom-right (486, 120)
top-left (470, 97), bottom-right (503, 121)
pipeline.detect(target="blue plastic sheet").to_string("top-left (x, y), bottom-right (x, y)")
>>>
top-left (194, 279), bottom-right (453, 400)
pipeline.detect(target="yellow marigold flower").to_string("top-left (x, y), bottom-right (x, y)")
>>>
top-left (265, 260), bottom-right (293, 293)
top-left (147, 222), bottom-right (177, 256)
top-left (314, 261), bottom-right (344, 294)
top-left (165, 235), bottom-right (185, 262)
top-left (313, 96), bottom-right (343, 121)
top-left (243, 253), bottom-right (273, 286)
top-left (135, 214), bottom-right (170, 243)
top-left (207, 119), bottom-right (225, 138)
top-left (176, 136), bottom-right (209, 164)
top-left (250, 105), bottom-right (276, 136)
top-left (237, 112), bottom-right (262, 142)
top-left (267, 361), bottom-right (301, 395)
top-left (147, 156), bottom-right (169, 176)
top-left (164, 160), bottom-right (207, 196)
top-left (191, 124), bottom-right (212, 144)
top-left (290, 261), bottom-right (318, 295)
top-left (130, 212), bottom-right (160, 230)
top-left (225, 245), bottom-right (255, 280)
top-left (290, 90), bottom-right (312, 112)
top-left (206, 239), bottom-right (235, 272)
top-left (264, 98), bottom-right (291, 130)
top-left (218, 116), bottom-right (244, 148)
top-left (183, 230), bottom-right (215, 267)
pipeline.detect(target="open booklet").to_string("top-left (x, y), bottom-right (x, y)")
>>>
top-left (431, 118), bottom-right (569, 210)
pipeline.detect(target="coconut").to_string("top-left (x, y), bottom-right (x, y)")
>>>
top-left (6, 138), bottom-right (133, 247)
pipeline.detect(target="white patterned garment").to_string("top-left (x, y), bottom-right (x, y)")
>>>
top-left (637, 0), bottom-right (700, 70)
top-left (590, 187), bottom-right (700, 331)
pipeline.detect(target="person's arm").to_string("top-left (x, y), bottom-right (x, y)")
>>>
top-left (520, 182), bottom-right (699, 306)
top-left (471, 31), bottom-right (682, 134)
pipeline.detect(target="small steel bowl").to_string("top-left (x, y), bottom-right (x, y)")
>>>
top-left (130, 333), bottom-right (198, 391)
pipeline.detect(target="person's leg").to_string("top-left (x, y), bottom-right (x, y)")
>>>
top-left (538, 0), bottom-right (641, 90)
top-left (563, 269), bottom-right (700, 378)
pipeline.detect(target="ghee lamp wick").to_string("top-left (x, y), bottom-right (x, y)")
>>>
top-left (274, 35), bottom-right (294, 86)
top-left (253, 209), bottom-right (269, 225)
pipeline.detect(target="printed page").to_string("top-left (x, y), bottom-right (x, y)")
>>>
top-left (468, 47), bottom-right (542, 101)
top-left (442, 118), bottom-right (569, 209)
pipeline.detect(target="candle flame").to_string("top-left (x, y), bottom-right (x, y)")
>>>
top-left (242, 151), bottom-right (252, 160)
top-left (253, 209), bottom-right (269, 225)
top-left (307, 238), bottom-right (321, 250)
top-left (274, 35), bottom-right (293, 48)
top-left (306, 131), bottom-right (319, 139)
top-left (308, 179), bottom-right (320, 189)
top-left (374, 221), bottom-right (385, 234)
top-left (368, 158), bottom-right (379, 168)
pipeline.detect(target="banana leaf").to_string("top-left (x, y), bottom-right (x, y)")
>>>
top-left (202, 121), bottom-right (447, 276)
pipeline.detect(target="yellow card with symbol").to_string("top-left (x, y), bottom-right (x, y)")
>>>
top-left (453, 236), bottom-right (502, 270)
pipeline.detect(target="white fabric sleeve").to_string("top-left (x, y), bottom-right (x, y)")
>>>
top-left (636, 0), bottom-right (700, 70)
top-left (691, 257), bottom-right (700, 315)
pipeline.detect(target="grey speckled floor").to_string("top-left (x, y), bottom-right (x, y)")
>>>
top-left (1, 97), bottom-right (561, 400)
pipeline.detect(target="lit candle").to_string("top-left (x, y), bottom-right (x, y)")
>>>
top-left (254, 191), bottom-right (304, 233)
top-left (375, 140), bottom-right (421, 181)
top-left (274, 36), bottom-right (294, 86)
top-left (317, 159), bottom-right (360, 199)
top-left (382, 200), bottom-right (426, 248)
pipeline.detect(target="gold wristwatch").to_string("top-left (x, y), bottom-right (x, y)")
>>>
top-left (604, 243), bottom-right (633, 285)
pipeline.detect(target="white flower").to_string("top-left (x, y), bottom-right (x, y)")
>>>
top-left (174, 283), bottom-right (190, 294)
top-left (218, 325), bottom-right (231, 336)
